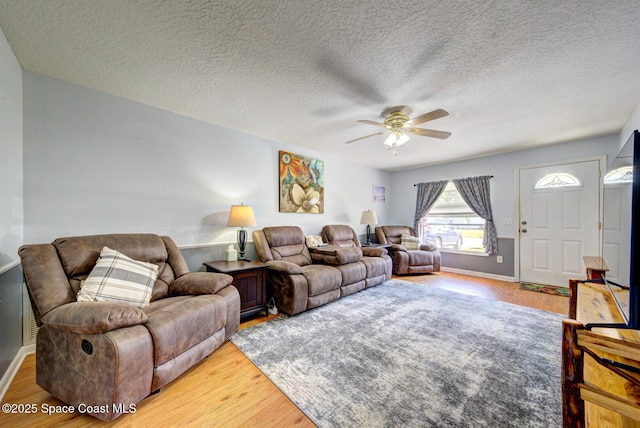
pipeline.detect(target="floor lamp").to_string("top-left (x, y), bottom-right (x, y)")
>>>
top-left (360, 209), bottom-right (378, 245)
top-left (227, 203), bottom-right (257, 261)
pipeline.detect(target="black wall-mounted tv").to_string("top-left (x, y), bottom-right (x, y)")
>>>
top-left (602, 129), bottom-right (640, 329)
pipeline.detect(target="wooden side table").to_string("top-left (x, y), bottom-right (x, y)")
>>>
top-left (583, 256), bottom-right (609, 280)
top-left (203, 260), bottom-right (268, 319)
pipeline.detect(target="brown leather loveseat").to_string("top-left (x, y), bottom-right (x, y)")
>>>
top-left (19, 233), bottom-right (240, 421)
top-left (252, 225), bottom-right (391, 315)
top-left (321, 224), bottom-right (392, 287)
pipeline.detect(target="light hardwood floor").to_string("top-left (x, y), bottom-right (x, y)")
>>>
top-left (0, 271), bottom-right (568, 427)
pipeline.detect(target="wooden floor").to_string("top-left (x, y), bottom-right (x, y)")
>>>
top-left (0, 271), bottom-right (568, 427)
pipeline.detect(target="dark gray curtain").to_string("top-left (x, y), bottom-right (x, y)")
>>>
top-left (413, 180), bottom-right (449, 235)
top-left (453, 175), bottom-right (498, 255)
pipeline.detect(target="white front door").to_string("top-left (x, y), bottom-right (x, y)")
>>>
top-left (519, 160), bottom-right (601, 287)
top-left (602, 182), bottom-right (632, 284)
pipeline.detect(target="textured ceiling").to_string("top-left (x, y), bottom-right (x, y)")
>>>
top-left (1, 0), bottom-right (639, 171)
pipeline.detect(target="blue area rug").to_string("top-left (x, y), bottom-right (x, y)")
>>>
top-left (231, 279), bottom-right (563, 427)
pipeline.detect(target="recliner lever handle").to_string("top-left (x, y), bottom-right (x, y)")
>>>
top-left (81, 339), bottom-right (93, 355)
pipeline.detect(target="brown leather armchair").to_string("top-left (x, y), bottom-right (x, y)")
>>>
top-left (375, 226), bottom-right (441, 275)
top-left (19, 233), bottom-right (240, 421)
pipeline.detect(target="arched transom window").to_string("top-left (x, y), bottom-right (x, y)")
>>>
top-left (604, 166), bottom-right (633, 184)
top-left (534, 173), bottom-right (581, 189)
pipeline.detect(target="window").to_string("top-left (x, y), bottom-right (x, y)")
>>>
top-left (534, 173), bottom-right (580, 189)
top-left (604, 166), bottom-right (633, 184)
top-left (422, 182), bottom-right (486, 253)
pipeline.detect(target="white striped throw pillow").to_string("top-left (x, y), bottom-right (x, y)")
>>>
top-left (400, 233), bottom-right (421, 250)
top-left (77, 246), bottom-right (158, 308)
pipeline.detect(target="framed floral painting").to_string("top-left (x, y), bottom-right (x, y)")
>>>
top-left (279, 150), bottom-right (324, 213)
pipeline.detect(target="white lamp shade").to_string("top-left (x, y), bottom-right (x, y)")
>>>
top-left (360, 209), bottom-right (378, 225)
top-left (227, 204), bottom-right (257, 227)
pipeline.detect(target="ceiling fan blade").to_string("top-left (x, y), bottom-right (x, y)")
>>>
top-left (345, 132), bottom-right (383, 144)
top-left (409, 109), bottom-right (449, 126)
top-left (409, 128), bottom-right (452, 139)
top-left (357, 119), bottom-right (386, 128)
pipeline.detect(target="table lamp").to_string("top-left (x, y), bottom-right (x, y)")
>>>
top-left (227, 203), bottom-right (257, 261)
top-left (360, 209), bottom-right (378, 245)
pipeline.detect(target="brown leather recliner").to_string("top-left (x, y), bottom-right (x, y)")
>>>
top-left (19, 234), bottom-right (240, 421)
top-left (252, 225), bottom-right (391, 316)
top-left (375, 225), bottom-right (441, 275)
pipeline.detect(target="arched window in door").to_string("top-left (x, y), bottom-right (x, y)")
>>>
top-left (534, 173), bottom-right (581, 189)
top-left (604, 166), bottom-right (633, 184)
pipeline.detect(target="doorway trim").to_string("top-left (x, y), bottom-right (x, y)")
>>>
top-left (514, 155), bottom-right (606, 283)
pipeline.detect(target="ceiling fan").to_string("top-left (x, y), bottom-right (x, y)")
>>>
top-left (345, 106), bottom-right (451, 153)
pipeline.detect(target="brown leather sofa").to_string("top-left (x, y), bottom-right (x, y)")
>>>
top-left (375, 225), bottom-right (441, 275)
top-left (252, 225), bottom-right (391, 315)
top-left (18, 233), bottom-right (240, 421)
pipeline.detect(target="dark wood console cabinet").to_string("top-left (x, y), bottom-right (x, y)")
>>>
top-left (203, 260), bottom-right (268, 319)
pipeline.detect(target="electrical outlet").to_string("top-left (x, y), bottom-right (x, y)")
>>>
top-left (496, 255), bottom-right (503, 263)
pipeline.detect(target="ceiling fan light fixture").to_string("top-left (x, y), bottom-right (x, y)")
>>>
top-left (345, 106), bottom-right (450, 149)
top-left (384, 129), bottom-right (409, 148)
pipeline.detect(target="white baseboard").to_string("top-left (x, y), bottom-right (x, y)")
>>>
top-left (0, 344), bottom-right (35, 402)
top-left (441, 266), bottom-right (516, 283)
